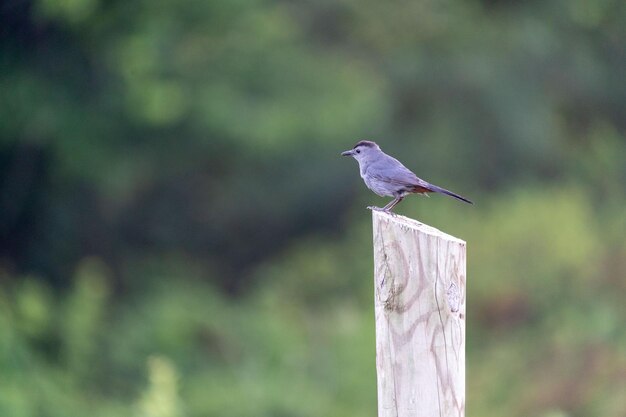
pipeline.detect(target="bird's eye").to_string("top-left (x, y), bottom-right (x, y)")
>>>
top-left (356, 149), bottom-right (361, 154)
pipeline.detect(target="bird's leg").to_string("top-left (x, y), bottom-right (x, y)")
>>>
top-left (382, 196), bottom-right (403, 212)
top-left (367, 196), bottom-right (403, 213)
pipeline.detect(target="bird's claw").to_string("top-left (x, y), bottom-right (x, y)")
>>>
top-left (367, 206), bottom-right (397, 216)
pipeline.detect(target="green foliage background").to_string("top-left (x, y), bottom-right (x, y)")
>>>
top-left (1, 0), bottom-right (625, 416)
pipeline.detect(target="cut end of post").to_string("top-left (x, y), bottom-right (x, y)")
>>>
top-left (371, 210), bottom-right (466, 246)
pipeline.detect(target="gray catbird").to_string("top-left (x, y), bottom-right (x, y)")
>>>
top-left (341, 140), bottom-right (472, 212)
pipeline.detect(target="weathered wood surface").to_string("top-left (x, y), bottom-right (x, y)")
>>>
top-left (373, 210), bottom-right (466, 417)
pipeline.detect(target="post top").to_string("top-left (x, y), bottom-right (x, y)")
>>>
top-left (372, 210), bottom-right (466, 245)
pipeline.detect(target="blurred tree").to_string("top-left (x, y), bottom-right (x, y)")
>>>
top-left (2, 0), bottom-right (625, 290)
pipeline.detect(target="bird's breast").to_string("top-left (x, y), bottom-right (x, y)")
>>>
top-left (360, 172), bottom-right (395, 197)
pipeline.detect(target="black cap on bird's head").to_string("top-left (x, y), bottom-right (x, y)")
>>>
top-left (341, 140), bottom-right (380, 157)
top-left (353, 140), bottom-right (378, 149)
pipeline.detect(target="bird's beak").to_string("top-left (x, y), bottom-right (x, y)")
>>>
top-left (341, 149), bottom-right (354, 157)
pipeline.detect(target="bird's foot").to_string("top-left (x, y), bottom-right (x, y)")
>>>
top-left (367, 206), bottom-right (397, 216)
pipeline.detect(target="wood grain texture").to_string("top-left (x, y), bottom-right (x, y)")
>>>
top-left (372, 211), bottom-right (466, 417)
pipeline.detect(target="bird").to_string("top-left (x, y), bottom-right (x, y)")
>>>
top-left (341, 140), bottom-right (472, 212)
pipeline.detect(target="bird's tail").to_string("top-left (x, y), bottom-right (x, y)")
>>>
top-left (427, 184), bottom-right (473, 204)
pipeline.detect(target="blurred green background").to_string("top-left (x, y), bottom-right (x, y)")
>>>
top-left (1, 0), bottom-right (625, 416)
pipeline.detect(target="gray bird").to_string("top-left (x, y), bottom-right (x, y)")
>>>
top-left (341, 140), bottom-right (472, 212)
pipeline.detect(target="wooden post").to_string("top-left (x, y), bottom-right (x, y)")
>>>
top-left (372, 211), bottom-right (466, 417)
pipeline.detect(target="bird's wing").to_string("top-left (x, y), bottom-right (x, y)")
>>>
top-left (368, 155), bottom-right (432, 189)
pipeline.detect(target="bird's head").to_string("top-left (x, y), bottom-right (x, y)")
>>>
top-left (341, 140), bottom-right (381, 163)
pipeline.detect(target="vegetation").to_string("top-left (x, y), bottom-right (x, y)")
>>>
top-left (1, 0), bottom-right (625, 416)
